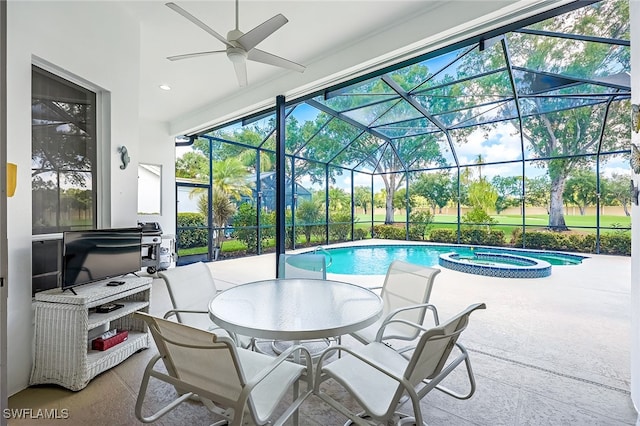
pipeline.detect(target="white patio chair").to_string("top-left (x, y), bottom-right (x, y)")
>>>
top-left (158, 261), bottom-right (252, 348)
top-left (278, 253), bottom-right (327, 279)
top-left (314, 303), bottom-right (486, 426)
top-left (350, 260), bottom-right (441, 349)
top-left (134, 312), bottom-right (313, 425)
top-left (268, 253), bottom-right (334, 357)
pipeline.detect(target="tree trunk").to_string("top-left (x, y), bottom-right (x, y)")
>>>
top-left (385, 191), bottom-right (394, 224)
top-left (578, 206), bottom-right (585, 216)
top-left (548, 175), bottom-right (568, 231)
top-left (384, 174), bottom-right (397, 224)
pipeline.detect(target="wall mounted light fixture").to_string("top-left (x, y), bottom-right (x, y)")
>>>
top-left (6, 162), bottom-right (16, 197)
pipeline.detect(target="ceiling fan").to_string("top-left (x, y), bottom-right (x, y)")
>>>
top-left (165, 1), bottom-right (306, 87)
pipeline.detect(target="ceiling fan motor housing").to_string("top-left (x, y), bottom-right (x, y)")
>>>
top-left (227, 47), bottom-right (247, 63)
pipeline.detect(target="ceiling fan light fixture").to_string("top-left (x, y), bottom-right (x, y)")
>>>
top-left (227, 47), bottom-right (247, 64)
top-left (166, 1), bottom-right (305, 87)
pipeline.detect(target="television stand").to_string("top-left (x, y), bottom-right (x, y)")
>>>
top-left (30, 276), bottom-right (152, 391)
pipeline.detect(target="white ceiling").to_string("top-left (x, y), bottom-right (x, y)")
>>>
top-left (124, 0), bottom-right (572, 135)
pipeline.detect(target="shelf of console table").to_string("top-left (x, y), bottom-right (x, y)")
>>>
top-left (30, 276), bottom-right (152, 391)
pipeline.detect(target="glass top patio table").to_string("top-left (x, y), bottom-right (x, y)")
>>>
top-left (208, 278), bottom-right (383, 341)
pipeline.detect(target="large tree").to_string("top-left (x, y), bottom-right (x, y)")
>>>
top-left (410, 172), bottom-right (454, 214)
top-left (602, 172), bottom-right (632, 217)
top-left (563, 169), bottom-right (598, 215)
top-left (525, 175), bottom-right (551, 213)
top-left (459, 0), bottom-right (629, 230)
top-left (353, 186), bottom-right (371, 214)
top-left (492, 176), bottom-right (522, 214)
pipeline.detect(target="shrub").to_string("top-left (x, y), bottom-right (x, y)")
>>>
top-left (408, 210), bottom-right (433, 241)
top-left (296, 199), bottom-right (323, 244)
top-left (460, 228), bottom-right (505, 246)
top-left (428, 228), bottom-right (457, 243)
top-left (285, 209), bottom-right (295, 248)
top-left (600, 231), bottom-right (631, 255)
top-left (232, 203), bottom-right (258, 253)
top-left (511, 230), bottom-right (613, 254)
top-left (513, 230), bottom-right (558, 250)
top-left (177, 212), bottom-right (208, 249)
top-left (353, 227), bottom-right (368, 240)
top-left (329, 211), bottom-right (352, 242)
top-left (373, 224), bottom-right (406, 240)
top-left (462, 207), bottom-right (497, 227)
top-left (510, 227), bottom-right (522, 244)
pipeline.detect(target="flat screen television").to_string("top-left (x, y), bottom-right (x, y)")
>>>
top-left (62, 228), bottom-right (142, 291)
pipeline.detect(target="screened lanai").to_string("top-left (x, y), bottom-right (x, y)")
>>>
top-left (175, 0), bottom-right (631, 263)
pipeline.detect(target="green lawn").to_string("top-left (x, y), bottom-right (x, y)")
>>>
top-left (179, 212), bottom-right (630, 257)
top-left (355, 213), bottom-right (630, 230)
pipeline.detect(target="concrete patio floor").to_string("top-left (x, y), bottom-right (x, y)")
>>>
top-left (9, 240), bottom-right (637, 425)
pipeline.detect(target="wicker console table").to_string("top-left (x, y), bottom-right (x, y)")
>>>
top-left (30, 276), bottom-right (152, 391)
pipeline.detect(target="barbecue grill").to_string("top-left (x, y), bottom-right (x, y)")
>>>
top-left (139, 222), bottom-right (162, 274)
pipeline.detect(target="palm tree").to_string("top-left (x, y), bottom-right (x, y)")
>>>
top-left (475, 154), bottom-right (485, 181)
top-left (189, 157), bottom-right (253, 259)
top-left (238, 149), bottom-right (273, 172)
top-left (197, 187), bottom-right (237, 256)
top-left (211, 187), bottom-right (236, 253)
top-left (212, 158), bottom-right (253, 200)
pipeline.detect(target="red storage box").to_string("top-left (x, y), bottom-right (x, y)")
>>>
top-left (92, 330), bottom-right (128, 351)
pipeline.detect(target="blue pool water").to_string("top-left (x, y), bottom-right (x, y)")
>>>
top-left (315, 244), bottom-right (585, 275)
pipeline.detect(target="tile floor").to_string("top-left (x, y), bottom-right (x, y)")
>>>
top-left (8, 240), bottom-right (638, 425)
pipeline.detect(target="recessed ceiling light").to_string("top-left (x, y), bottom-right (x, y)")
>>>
top-left (159, 84), bottom-right (171, 91)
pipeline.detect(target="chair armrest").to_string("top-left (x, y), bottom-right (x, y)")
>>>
top-left (313, 344), bottom-right (412, 394)
top-left (162, 309), bottom-right (208, 320)
top-left (162, 309), bottom-right (249, 347)
top-left (240, 345), bottom-right (313, 401)
top-left (375, 303), bottom-right (440, 342)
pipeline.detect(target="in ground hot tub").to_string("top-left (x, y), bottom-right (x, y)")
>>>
top-left (438, 252), bottom-right (552, 278)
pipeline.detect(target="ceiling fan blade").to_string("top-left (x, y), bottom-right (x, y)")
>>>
top-left (235, 14), bottom-right (288, 51)
top-left (165, 2), bottom-right (232, 48)
top-left (233, 60), bottom-right (248, 87)
top-left (167, 50), bottom-right (225, 61)
top-left (247, 49), bottom-right (306, 73)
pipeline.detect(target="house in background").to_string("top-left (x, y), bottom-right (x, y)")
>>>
top-left (242, 172), bottom-right (312, 211)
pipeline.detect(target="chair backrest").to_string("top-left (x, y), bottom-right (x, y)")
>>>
top-left (158, 261), bottom-right (217, 329)
top-left (379, 260), bottom-right (441, 338)
top-left (278, 253), bottom-right (327, 279)
top-left (405, 303), bottom-right (486, 388)
top-left (136, 312), bottom-right (247, 408)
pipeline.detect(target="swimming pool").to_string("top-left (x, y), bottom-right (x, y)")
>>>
top-left (311, 244), bottom-right (585, 275)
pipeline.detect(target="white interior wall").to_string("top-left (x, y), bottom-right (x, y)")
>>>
top-left (5, 1), bottom-right (142, 395)
top-left (137, 118), bottom-right (176, 237)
